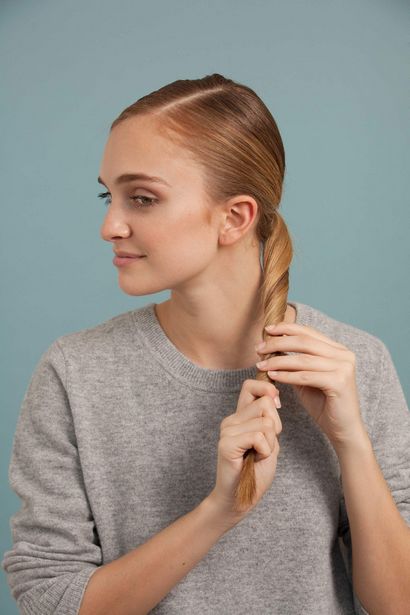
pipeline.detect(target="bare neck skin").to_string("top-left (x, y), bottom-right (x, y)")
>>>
top-left (154, 291), bottom-right (296, 371)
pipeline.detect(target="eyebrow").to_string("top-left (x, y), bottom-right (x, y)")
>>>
top-left (97, 173), bottom-right (170, 187)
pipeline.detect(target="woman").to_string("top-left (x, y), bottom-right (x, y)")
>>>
top-left (2, 74), bottom-right (410, 615)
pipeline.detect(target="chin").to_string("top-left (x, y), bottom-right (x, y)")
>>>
top-left (117, 280), bottom-right (165, 297)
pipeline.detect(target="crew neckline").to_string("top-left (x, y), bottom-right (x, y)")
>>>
top-left (131, 301), bottom-right (307, 392)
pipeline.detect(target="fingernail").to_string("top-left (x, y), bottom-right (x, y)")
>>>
top-left (256, 360), bottom-right (268, 368)
top-left (275, 395), bottom-right (281, 409)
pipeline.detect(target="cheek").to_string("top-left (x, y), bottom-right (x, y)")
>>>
top-left (160, 203), bottom-right (215, 243)
top-left (180, 207), bottom-right (215, 250)
top-left (155, 209), bottom-right (216, 266)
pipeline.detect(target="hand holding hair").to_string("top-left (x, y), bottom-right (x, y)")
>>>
top-left (231, 335), bottom-right (285, 512)
top-left (209, 377), bottom-right (282, 517)
top-left (235, 319), bottom-right (370, 510)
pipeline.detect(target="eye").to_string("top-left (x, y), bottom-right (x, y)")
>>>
top-left (130, 195), bottom-right (157, 207)
top-left (97, 191), bottom-right (111, 206)
top-left (97, 192), bottom-right (157, 208)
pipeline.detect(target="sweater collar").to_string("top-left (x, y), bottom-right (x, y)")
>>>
top-left (132, 301), bottom-right (307, 392)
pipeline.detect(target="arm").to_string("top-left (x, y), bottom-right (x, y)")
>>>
top-left (337, 341), bottom-right (410, 615)
top-left (1, 341), bottom-right (102, 615)
top-left (79, 494), bottom-right (240, 615)
top-left (1, 338), bottom-right (244, 615)
top-left (338, 436), bottom-right (410, 615)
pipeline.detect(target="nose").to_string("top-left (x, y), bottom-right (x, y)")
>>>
top-left (100, 206), bottom-right (132, 243)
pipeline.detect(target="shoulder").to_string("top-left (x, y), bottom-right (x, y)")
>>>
top-left (48, 306), bottom-right (145, 370)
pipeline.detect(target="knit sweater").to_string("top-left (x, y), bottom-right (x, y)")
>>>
top-left (2, 301), bottom-right (410, 615)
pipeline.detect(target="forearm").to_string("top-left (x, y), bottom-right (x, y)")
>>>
top-left (78, 496), bottom-right (241, 615)
top-left (337, 433), bottom-right (410, 615)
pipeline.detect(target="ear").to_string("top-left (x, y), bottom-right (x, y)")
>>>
top-left (218, 194), bottom-right (259, 246)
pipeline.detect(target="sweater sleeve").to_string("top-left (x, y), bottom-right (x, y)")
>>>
top-left (1, 339), bottom-right (102, 615)
top-left (337, 339), bottom-right (410, 615)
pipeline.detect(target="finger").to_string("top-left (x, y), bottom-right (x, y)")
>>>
top-left (236, 379), bottom-right (280, 412)
top-left (223, 430), bottom-right (277, 461)
top-left (223, 416), bottom-right (277, 440)
top-left (229, 421), bottom-right (279, 460)
top-left (224, 396), bottom-right (282, 435)
top-left (257, 333), bottom-right (349, 360)
top-left (267, 368), bottom-right (336, 388)
top-left (265, 323), bottom-right (346, 350)
top-left (257, 354), bottom-right (336, 373)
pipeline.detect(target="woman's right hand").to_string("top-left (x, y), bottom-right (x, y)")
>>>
top-left (208, 379), bottom-right (282, 520)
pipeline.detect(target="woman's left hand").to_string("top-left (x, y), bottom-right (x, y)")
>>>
top-left (255, 322), bottom-right (370, 453)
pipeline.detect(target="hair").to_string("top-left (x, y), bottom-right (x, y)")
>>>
top-left (110, 73), bottom-right (294, 512)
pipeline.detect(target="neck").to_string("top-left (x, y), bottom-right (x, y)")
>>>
top-left (154, 277), bottom-right (295, 371)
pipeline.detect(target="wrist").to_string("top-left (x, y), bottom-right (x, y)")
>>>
top-left (333, 428), bottom-right (373, 463)
top-left (201, 492), bottom-right (247, 534)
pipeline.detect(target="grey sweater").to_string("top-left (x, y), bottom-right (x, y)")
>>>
top-left (2, 301), bottom-right (410, 615)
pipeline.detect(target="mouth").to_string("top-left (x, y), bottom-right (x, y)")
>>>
top-left (113, 255), bottom-right (147, 266)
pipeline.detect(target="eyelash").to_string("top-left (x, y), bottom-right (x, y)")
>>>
top-left (97, 191), bottom-right (157, 208)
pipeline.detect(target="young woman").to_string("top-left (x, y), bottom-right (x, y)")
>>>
top-left (3, 74), bottom-right (410, 615)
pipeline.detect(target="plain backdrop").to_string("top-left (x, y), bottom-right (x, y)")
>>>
top-left (1, 0), bottom-right (409, 612)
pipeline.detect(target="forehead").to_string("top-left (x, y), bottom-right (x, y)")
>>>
top-left (100, 116), bottom-right (203, 188)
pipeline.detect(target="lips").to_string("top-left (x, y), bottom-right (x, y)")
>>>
top-left (113, 254), bottom-right (146, 266)
top-left (114, 251), bottom-right (145, 257)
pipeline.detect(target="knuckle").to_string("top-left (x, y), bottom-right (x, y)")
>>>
top-left (262, 405), bottom-right (280, 433)
top-left (345, 349), bottom-right (356, 363)
top-left (220, 415), bottom-right (231, 430)
top-left (346, 357), bottom-right (356, 372)
top-left (262, 394), bottom-right (277, 412)
top-left (300, 371), bottom-right (310, 383)
top-left (268, 383), bottom-right (279, 395)
top-left (268, 408), bottom-right (278, 423)
top-left (339, 364), bottom-right (352, 385)
top-left (262, 417), bottom-right (275, 429)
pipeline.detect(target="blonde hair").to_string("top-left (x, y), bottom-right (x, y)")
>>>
top-left (110, 73), bottom-right (293, 511)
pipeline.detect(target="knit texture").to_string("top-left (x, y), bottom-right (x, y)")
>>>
top-left (2, 301), bottom-right (409, 614)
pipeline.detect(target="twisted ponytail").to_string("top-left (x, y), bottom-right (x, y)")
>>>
top-left (234, 211), bottom-right (293, 510)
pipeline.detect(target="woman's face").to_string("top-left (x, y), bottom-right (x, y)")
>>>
top-left (98, 115), bottom-right (222, 297)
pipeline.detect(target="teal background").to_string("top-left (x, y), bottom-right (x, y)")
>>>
top-left (1, 0), bottom-right (409, 612)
